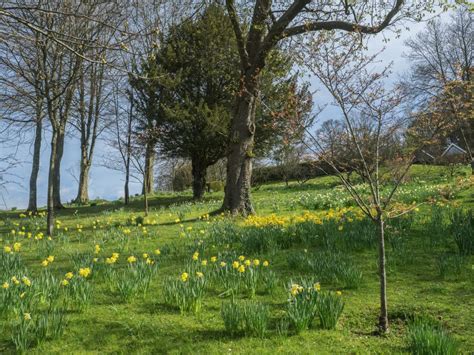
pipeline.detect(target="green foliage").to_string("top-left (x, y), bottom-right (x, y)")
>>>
top-left (163, 273), bottom-right (206, 314)
top-left (315, 291), bottom-right (345, 330)
top-left (407, 317), bottom-right (458, 355)
top-left (450, 209), bottom-right (473, 255)
top-left (287, 251), bottom-right (363, 289)
top-left (221, 301), bottom-right (242, 336)
top-left (285, 279), bottom-right (320, 334)
top-left (221, 301), bottom-right (269, 338)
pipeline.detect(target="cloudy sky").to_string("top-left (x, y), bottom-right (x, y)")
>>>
top-left (0, 11), bottom-right (448, 210)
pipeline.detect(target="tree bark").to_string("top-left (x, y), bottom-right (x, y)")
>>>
top-left (53, 128), bottom-right (65, 209)
top-left (377, 214), bottom-right (389, 333)
top-left (142, 142), bottom-right (155, 195)
top-left (143, 184), bottom-right (149, 216)
top-left (192, 158), bottom-right (207, 200)
top-left (75, 155), bottom-right (90, 204)
top-left (222, 75), bottom-right (259, 215)
top-left (27, 119), bottom-right (42, 212)
top-left (47, 129), bottom-right (58, 236)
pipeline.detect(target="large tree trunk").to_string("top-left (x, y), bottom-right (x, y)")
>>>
top-left (377, 214), bottom-right (389, 333)
top-left (142, 142), bottom-right (155, 195)
top-left (53, 129), bottom-right (65, 209)
top-left (27, 119), bottom-right (42, 212)
top-left (222, 76), bottom-right (259, 215)
top-left (47, 129), bottom-right (58, 236)
top-left (75, 154), bottom-right (90, 205)
top-left (192, 158), bottom-right (207, 200)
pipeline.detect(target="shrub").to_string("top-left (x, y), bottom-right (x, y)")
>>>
top-left (407, 317), bottom-right (458, 355)
top-left (315, 291), bottom-right (344, 330)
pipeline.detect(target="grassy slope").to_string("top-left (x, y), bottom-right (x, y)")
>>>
top-left (0, 165), bottom-right (473, 354)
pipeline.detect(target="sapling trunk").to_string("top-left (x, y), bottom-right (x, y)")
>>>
top-left (377, 214), bottom-right (389, 333)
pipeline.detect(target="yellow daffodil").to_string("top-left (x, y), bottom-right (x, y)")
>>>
top-left (79, 268), bottom-right (91, 278)
top-left (263, 261), bottom-right (269, 267)
top-left (201, 260), bottom-right (207, 266)
top-left (2, 282), bottom-right (9, 289)
top-left (47, 255), bottom-right (55, 263)
top-left (181, 272), bottom-right (189, 282)
top-left (210, 256), bottom-right (217, 263)
top-left (3, 246), bottom-right (12, 253)
top-left (21, 277), bottom-right (31, 287)
top-left (13, 243), bottom-right (21, 252)
top-left (61, 279), bottom-right (69, 286)
top-left (196, 272), bottom-right (204, 278)
top-left (23, 313), bottom-right (31, 321)
top-left (127, 256), bottom-right (137, 263)
top-left (253, 259), bottom-right (260, 266)
top-left (65, 272), bottom-right (74, 280)
top-left (154, 249), bottom-right (161, 255)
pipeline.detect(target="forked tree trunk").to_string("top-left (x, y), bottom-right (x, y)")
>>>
top-left (47, 129), bottom-right (58, 236)
top-left (142, 142), bottom-right (155, 195)
top-left (377, 214), bottom-right (389, 333)
top-left (192, 158), bottom-right (207, 200)
top-left (27, 119), bottom-right (42, 212)
top-left (222, 76), bottom-right (259, 215)
top-left (53, 129), bottom-right (65, 209)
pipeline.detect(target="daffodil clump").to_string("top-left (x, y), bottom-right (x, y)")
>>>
top-left (284, 280), bottom-right (344, 333)
top-left (105, 252), bottom-right (158, 302)
top-left (163, 270), bottom-right (206, 314)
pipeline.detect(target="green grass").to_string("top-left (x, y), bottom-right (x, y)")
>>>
top-left (0, 164), bottom-right (473, 353)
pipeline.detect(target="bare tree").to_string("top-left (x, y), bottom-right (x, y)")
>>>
top-left (402, 6), bottom-right (473, 162)
top-left (303, 33), bottom-right (423, 333)
top-left (0, 21), bottom-right (47, 212)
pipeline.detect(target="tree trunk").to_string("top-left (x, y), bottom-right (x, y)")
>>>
top-left (222, 77), bottom-right (259, 215)
top-left (377, 214), bottom-right (389, 333)
top-left (192, 158), bottom-right (207, 200)
top-left (75, 157), bottom-right (90, 204)
top-left (142, 142), bottom-right (155, 195)
top-left (124, 165), bottom-right (130, 205)
top-left (27, 119), bottom-right (42, 212)
top-left (53, 129), bottom-right (65, 209)
top-left (143, 185), bottom-right (149, 216)
top-left (47, 129), bottom-right (58, 236)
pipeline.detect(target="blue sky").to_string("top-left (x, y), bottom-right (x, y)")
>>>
top-left (0, 15), bottom-right (442, 210)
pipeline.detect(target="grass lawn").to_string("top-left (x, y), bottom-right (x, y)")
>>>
top-left (0, 165), bottom-right (473, 353)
